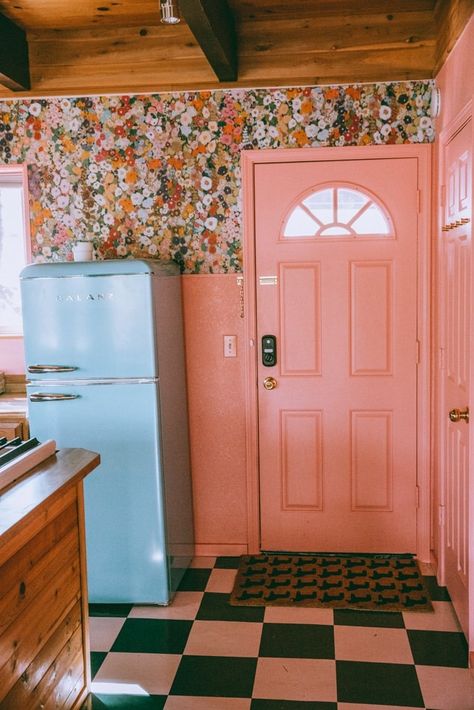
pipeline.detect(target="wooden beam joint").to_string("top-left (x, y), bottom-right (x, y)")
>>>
top-left (0, 13), bottom-right (30, 91)
top-left (179, 0), bottom-right (238, 82)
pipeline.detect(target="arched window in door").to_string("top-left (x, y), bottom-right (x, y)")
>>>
top-left (282, 184), bottom-right (394, 239)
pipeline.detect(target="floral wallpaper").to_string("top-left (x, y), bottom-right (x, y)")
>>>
top-left (0, 81), bottom-right (434, 273)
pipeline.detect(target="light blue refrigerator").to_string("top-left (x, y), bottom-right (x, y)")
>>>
top-left (20, 259), bottom-right (194, 604)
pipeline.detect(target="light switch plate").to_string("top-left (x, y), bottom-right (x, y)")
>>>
top-left (224, 335), bottom-right (237, 357)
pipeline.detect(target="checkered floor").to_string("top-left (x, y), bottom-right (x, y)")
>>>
top-left (87, 556), bottom-right (474, 709)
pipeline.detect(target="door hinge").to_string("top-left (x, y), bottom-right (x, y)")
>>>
top-left (415, 485), bottom-right (420, 508)
top-left (417, 189), bottom-right (421, 213)
top-left (440, 184), bottom-right (446, 208)
top-left (439, 347), bottom-right (446, 370)
top-left (439, 504), bottom-right (446, 527)
top-left (416, 340), bottom-right (421, 364)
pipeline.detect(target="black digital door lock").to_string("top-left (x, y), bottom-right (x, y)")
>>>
top-left (262, 335), bottom-right (277, 367)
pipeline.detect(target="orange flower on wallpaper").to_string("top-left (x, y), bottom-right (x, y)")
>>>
top-left (293, 129), bottom-right (309, 146)
top-left (346, 87), bottom-right (361, 100)
top-left (119, 197), bottom-right (134, 213)
top-left (125, 170), bottom-right (138, 184)
top-left (169, 157), bottom-right (184, 170)
top-left (324, 88), bottom-right (340, 100)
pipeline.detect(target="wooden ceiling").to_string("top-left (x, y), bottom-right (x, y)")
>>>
top-left (0, 0), bottom-right (472, 98)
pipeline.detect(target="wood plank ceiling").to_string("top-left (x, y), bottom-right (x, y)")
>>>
top-left (0, 0), bottom-right (472, 98)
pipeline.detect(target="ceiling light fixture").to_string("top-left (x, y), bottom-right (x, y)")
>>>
top-left (160, 0), bottom-right (180, 24)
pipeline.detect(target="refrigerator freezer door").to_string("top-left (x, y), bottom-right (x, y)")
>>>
top-left (21, 272), bottom-right (158, 380)
top-left (27, 381), bottom-right (172, 604)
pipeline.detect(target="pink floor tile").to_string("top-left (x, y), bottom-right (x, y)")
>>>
top-left (183, 620), bottom-right (263, 657)
top-left (334, 625), bottom-right (413, 664)
top-left (417, 560), bottom-right (434, 575)
top-left (164, 697), bottom-right (251, 709)
top-left (416, 664), bottom-right (474, 710)
top-left (93, 652), bottom-right (181, 695)
top-left (252, 657), bottom-right (337, 702)
top-left (190, 556), bottom-right (217, 568)
top-left (264, 605), bottom-right (334, 625)
top-left (338, 704), bottom-right (425, 709)
top-left (402, 601), bottom-right (463, 632)
top-left (205, 568), bottom-right (238, 593)
top-left (88, 617), bottom-right (126, 652)
top-left (128, 592), bottom-right (203, 620)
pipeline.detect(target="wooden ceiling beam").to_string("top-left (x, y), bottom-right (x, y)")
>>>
top-left (179, 0), bottom-right (237, 81)
top-left (0, 12), bottom-right (30, 91)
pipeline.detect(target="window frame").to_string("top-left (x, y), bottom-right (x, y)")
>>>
top-left (0, 164), bottom-right (31, 337)
top-left (280, 180), bottom-right (395, 242)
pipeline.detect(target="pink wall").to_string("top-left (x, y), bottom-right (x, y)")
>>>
top-left (0, 339), bottom-right (25, 375)
top-left (435, 15), bottom-right (474, 132)
top-left (181, 274), bottom-right (248, 554)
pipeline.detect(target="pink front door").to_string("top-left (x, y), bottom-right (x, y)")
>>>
top-left (440, 116), bottom-right (472, 639)
top-left (255, 156), bottom-right (420, 552)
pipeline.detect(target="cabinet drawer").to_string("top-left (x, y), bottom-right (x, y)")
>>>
top-left (0, 421), bottom-right (23, 439)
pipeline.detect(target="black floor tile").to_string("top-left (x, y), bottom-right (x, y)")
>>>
top-left (177, 567), bottom-right (212, 591)
top-left (423, 575), bottom-right (451, 601)
top-left (170, 655), bottom-right (257, 697)
top-left (407, 629), bottom-right (469, 667)
top-left (259, 623), bottom-right (334, 659)
top-left (89, 695), bottom-right (166, 709)
top-left (333, 608), bottom-right (405, 628)
top-left (89, 603), bottom-right (133, 617)
top-left (215, 556), bottom-right (241, 568)
top-left (110, 618), bottom-right (192, 654)
top-left (90, 651), bottom-right (107, 679)
top-left (251, 701), bottom-right (337, 709)
top-left (197, 591), bottom-right (265, 622)
top-left (336, 660), bottom-right (424, 707)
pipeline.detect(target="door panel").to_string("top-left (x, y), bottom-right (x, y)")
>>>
top-left (255, 157), bottom-right (419, 553)
top-left (441, 118), bottom-right (472, 637)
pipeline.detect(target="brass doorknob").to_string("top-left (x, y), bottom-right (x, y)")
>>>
top-left (263, 376), bottom-right (277, 390)
top-left (449, 407), bottom-right (469, 423)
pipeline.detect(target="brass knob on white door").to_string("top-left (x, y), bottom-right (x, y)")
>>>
top-left (263, 376), bottom-right (277, 390)
top-left (449, 407), bottom-right (469, 423)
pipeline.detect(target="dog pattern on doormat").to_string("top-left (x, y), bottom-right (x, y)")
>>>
top-left (229, 554), bottom-right (433, 612)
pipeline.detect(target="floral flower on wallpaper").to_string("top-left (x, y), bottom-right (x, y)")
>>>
top-left (0, 81), bottom-right (434, 273)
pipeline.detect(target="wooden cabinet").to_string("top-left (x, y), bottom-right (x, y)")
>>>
top-left (0, 418), bottom-right (28, 440)
top-left (0, 392), bottom-right (29, 440)
top-left (0, 448), bottom-right (100, 710)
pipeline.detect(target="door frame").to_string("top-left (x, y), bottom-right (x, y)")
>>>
top-left (241, 144), bottom-right (432, 560)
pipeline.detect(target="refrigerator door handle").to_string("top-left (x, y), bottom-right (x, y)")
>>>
top-left (30, 393), bottom-right (80, 402)
top-left (28, 364), bottom-right (79, 373)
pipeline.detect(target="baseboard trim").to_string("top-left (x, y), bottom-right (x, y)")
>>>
top-left (194, 543), bottom-right (248, 557)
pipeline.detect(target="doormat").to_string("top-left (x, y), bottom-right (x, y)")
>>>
top-left (229, 553), bottom-right (433, 612)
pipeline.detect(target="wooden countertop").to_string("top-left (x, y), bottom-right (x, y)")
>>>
top-left (0, 393), bottom-right (28, 416)
top-left (0, 448), bottom-right (100, 562)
